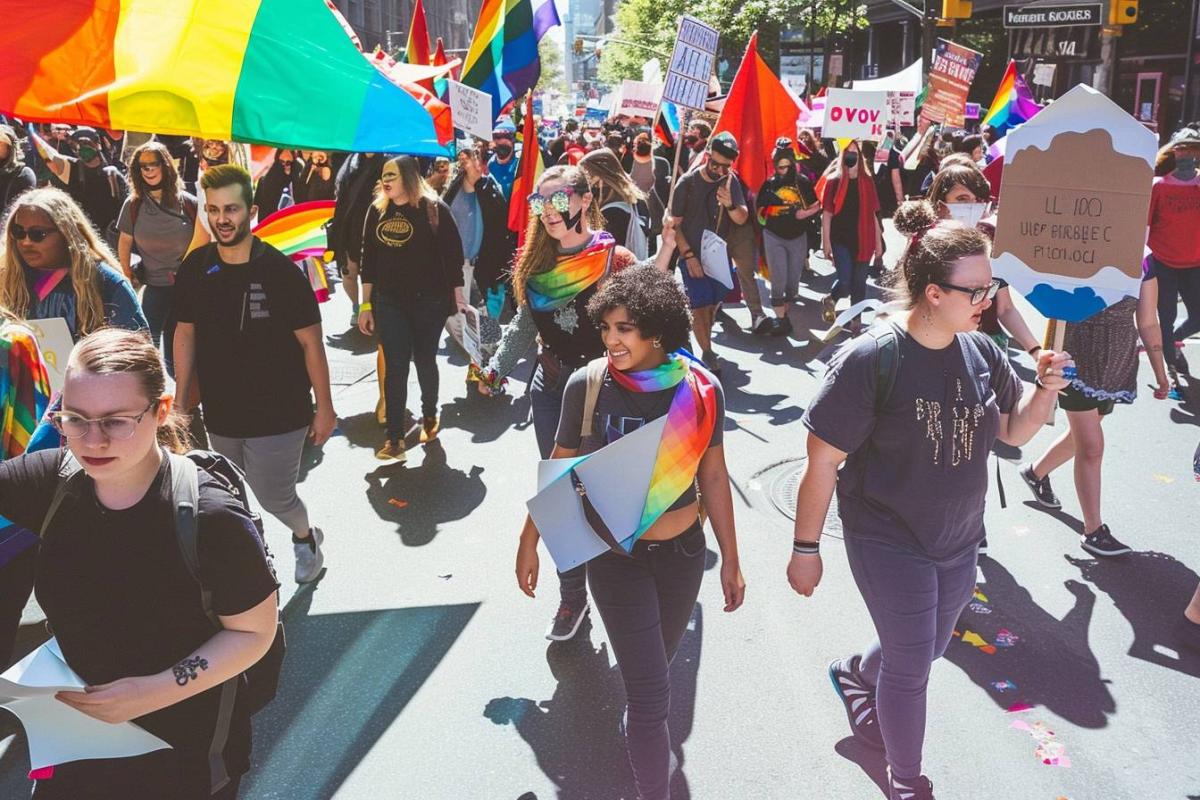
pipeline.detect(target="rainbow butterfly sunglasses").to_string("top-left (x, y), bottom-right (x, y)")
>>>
top-left (526, 187), bottom-right (576, 217)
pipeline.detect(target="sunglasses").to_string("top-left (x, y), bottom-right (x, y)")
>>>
top-left (137, 160), bottom-right (163, 171)
top-left (936, 278), bottom-right (1001, 306)
top-left (51, 400), bottom-right (159, 441)
top-left (527, 188), bottom-right (575, 217)
top-left (707, 159), bottom-right (732, 174)
top-left (11, 224), bottom-right (58, 243)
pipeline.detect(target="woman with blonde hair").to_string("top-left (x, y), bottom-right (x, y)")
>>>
top-left (580, 148), bottom-right (650, 259)
top-left (357, 156), bottom-right (466, 463)
top-left (1, 187), bottom-right (146, 341)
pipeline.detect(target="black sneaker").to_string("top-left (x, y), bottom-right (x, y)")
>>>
top-left (978, 536), bottom-right (988, 556)
top-left (828, 655), bottom-right (884, 750)
top-left (751, 313), bottom-right (774, 335)
top-left (1019, 463), bottom-right (1061, 509)
top-left (771, 317), bottom-right (793, 338)
top-left (1080, 524), bottom-right (1131, 557)
top-left (545, 601), bottom-right (589, 641)
top-left (888, 767), bottom-right (935, 800)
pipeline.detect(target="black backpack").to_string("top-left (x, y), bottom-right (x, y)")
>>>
top-left (40, 449), bottom-right (285, 793)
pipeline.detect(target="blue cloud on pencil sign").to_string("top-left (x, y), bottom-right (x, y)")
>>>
top-left (1026, 284), bottom-right (1108, 323)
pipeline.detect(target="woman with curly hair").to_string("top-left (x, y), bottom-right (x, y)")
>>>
top-left (515, 265), bottom-right (744, 800)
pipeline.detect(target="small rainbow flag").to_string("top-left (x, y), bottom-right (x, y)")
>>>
top-left (461, 0), bottom-right (561, 121)
top-left (982, 61), bottom-right (1042, 138)
top-left (253, 201), bottom-right (335, 261)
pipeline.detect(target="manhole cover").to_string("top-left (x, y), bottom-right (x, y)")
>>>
top-left (764, 457), bottom-right (843, 537)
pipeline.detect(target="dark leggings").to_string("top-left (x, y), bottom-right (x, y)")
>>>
top-left (845, 535), bottom-right (978, 780)
top-left (1152, 257), bottom-right (1200, 366)
top-left (375, 295), bottom-right (446, 443)
top-left (586, 522), bottom-right (706, 800)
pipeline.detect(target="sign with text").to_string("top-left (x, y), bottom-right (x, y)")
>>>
top-left (617, 80), bottom-right (663, 118)
top-left (822, 89), bottom-right (888, 141)
top-left (920, 39), bottom-right (983, 128)
top-left (886, 91), bottom-right (916, 126)
top-left (448, 80), bottom-right (494, 141)
top-left (1003, 3), bottom-right (1103, 28)
top-left (662, 15), bottom-right (719, 110)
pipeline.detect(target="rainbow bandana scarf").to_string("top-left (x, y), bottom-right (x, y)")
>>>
top-left (608, 354), bottom-right (717, 541)
top-left (525, 232), bottom-right (614, 312)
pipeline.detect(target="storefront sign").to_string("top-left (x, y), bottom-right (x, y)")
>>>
top-left (1003, 4), bottom-right (1103, 29)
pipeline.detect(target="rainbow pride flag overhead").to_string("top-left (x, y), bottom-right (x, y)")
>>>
top-left (253, 201), bottom-right (335, 261)
top-left (982, 61), bottom-right (1042, 138)
top-left (0, 0), bottom-right (449, 155)
top-left (462, 0), bottom-right (561, 121)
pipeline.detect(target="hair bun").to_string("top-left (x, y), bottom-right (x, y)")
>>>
top-left (893, 199), bottom-right (939, 238)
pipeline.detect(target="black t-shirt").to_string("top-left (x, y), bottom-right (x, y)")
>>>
top-left (829, 176), bottom-right (861, 247)
top-left (0, 449), bottom-right (279, 790)
top-left (757, 174), bottom-right (818, 239)
top-left (67, 160), bottom-right (125, 232)
top-left (359, 200), bottom-right (464, 303)
top-left (174, 238), bottom-right (321, 438)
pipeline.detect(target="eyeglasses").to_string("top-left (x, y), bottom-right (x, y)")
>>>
top-left (10, 224), bottom-right (58, 243)
top-left (707, 158), bottom-right (732, 174)
top-left (527, 188), bottom-right (574, 217)
top-left (137, 160), bottom-right (163, 172)
top-left (51, 400), bottom-right (159, 441)
top-left (936, 278), bottom-right (1001, 305)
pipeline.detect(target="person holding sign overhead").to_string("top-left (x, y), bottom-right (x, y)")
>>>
top-left (820, 140), bottom-right (884, 335)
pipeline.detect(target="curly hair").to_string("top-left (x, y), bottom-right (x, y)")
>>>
top-left (586, 264), bottom-right (692, 352)
top-left (888, 199), bottom-right (990, 310)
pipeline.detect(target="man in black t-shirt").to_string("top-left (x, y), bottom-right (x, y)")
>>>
top-left (174, 165), bottom-right (335, 585)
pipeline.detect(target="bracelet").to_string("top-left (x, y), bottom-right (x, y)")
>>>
top-left (359, 302), bottom-right (373, 313)
top-left (792, 538), bottom-right (820, 555)
top-left (680, 250), bottom-right (695, 259)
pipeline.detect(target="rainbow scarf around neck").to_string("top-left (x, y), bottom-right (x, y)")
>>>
top-left (525, 232), bottom-right (614, 312)
top-left (608, 353), bottom-right (717, 540)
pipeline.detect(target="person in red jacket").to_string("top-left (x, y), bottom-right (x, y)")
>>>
top-left (820, 141), bottom-right (884, 335)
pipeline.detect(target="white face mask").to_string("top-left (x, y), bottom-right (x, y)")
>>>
top-left (943, 201), bottom-right (990, 229)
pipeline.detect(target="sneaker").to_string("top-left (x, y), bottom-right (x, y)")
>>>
top-left (821, 295), bottom-right (837, 324)
top-left (375, 440), bottom-right (407, 463)
top-left (546, 601), bottom-right (589, 641)
top-left (1081, 524), bottom-right (1131, 557)
top-left (420, 415), bottom-right (440, 443)
top-left (751, 313), bottom-right (774, 335)
top-left (771, 317), bottom-right (793, 338)
top-left (1168, 366), bottom-right (1188, 401)
top-left (1018, 463), bottom-right (1061, 509)
top-left (828, 655), bottom-right (884, 750)
top-left (293, 526), bottom-right (325, 584)
top-left (978, 536), bottom-right (988, 556)
top-left (701, 349), bottom-right (723, 375)
top-left (888, 767), bottom-right (935, 800)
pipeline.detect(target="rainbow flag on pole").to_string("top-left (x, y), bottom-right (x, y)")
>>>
top-left (253, 201), bottom-right (336, 261)
top-left (0, 0), bottom-right (448, 155)
top-left (982, 61), bottom-right (1042, 138)
top-left (462, 0), bottom-right (562, 121)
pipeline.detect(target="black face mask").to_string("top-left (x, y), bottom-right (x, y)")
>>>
top-left (843, 152), bottom-right (859, 168)
top-left (494, 143), bottom-right (514, 159)
top-left (683, 135), bottom-right (698, 149)
top-left (635, 142), bottom-right (652, 157)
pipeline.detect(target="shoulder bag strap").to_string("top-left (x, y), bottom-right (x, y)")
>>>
top-left (868, 325), bottom-right (900, 414)
top-left (579, 358), bottom-right (607, 438)
top-left (957, 333), bottom-right (1007, 509)
top-left (39, 452), bottom-right (84, 538)
top-left (569, 469), bottom-right (633, 558)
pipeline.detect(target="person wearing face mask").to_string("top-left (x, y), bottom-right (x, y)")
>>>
top-left (681, 121), bottom-right (711, 173)
top-left (31, 127), bottom-right (129, 249)
top-left (757, 138), bottom-right (821, 337)
top-left (297, 151), bottom-right (336, 203)
top-left (820, 140), bottom-right (884, 335)
top-left (488, 128), bottom-right (520, 202)
top-left (626, 132), bottom-right (671, 257)
top-left (444, 144), bottom-right (513, 317)
top-left (253, 149), bottom-right (305, 218)
top-left (0, 125), bottom-right (35, 216)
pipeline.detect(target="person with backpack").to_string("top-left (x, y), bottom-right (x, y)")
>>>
top-left (580, 148), bottom-right (650, 261)
top-left (172, 164), bottom-right (334, 585)
top-left (0, 327), bottom-right (279, 798)
top-left (515, 264), bottom-right (743, 800)
top-left (788, 200), bottom-right (1074, 800)
top-left (357, 156), bottom-right (465, 463)
top-left (443, 144), bottom-right (513, 317)
top-left (30, 127), bottom-right (128, 250)
top-left (116, 142), bottom-right (207, 376)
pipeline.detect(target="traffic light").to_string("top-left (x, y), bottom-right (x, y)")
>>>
top-left (1109, 0), bottom-right (1137, 24)
top-left (941, 0), bottom-right (972, 18)
top-left (573, 37), bottom-right (584, 55)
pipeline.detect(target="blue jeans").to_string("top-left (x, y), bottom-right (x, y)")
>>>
top-left (375, 295), bottom-right (446, 443)
top-left (530, 358), bottom-right (587, 605)
top-left (142, 284), bottom-right (175, 376)
top-left (831, 242), bottom-right (869, 305)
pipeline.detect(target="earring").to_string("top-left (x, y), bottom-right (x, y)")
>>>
top-left (653, 339), bottom-right (662, 349)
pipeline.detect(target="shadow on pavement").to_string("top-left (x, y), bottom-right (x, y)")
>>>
top-left (242, 587), bottom-right (480, 800)
top-left (324, 327), bottom-right (376, 356)
top-left (1066, 551), bottom-right (1200, 678)
top-left (484, 604), bottom-right (704, 800)
top-left (440, 390), bottom-right (533, 445)
top-left (363, 440), bottom-right (486, 547)
top-left (712, 358), bottom-right (805, 429)
top-left (833, 735), bottom-right (889, 798)
top-left (946, 558), bottom-right (1114, 728)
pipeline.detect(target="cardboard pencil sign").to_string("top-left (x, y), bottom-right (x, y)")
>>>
top-left (992, 84), bottom-right (1157, 323)
top-left (662, 15), bottom-right (719, 111)
top-left (822, 89), bottom-right (888, 141)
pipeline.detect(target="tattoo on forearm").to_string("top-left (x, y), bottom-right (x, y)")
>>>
top-left (173, 656), bottom-right (209, 686)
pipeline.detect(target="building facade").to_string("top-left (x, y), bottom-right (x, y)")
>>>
top-left (333, 0), bottom-right (474, 55)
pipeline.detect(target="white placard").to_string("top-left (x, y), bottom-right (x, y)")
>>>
top-left (457, 305), bottom-right (483, 365)
top-left (24, 317), bottom-right (75, 394)
top-left (448, 80), bottom-right (494, 141)
top-left (618, 80), bottom-right (663, 118)
top-left (823, 88), bottom-right (888, 141)
top-left (886, 91), bottom-right (916, 127)
top-left (700, 230), bottom-right (734, 290)
top-left (662, 15), bottom-right (719, 110)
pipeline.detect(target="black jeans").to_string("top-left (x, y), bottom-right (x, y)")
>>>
top-left (586, 522), bottom-right (706, 800)
top-left (375, 294), bottom-right (446, 443)
top-left (1153, 256), bottom-right (1200, 366)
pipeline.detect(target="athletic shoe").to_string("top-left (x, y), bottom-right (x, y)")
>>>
top-left (751, 313), bottom-right (774, 335)
top-left (771, 317), bottom-right (793, 338)
top-left (702, 349), bottom-right (723, 375)
top-left (420, 415), bottom-right (440, 443)
top-left (1018, 463), bottom-right (1061, 509)
top-left (1081, 524), bottom-right (1131, 557)
top-left (978, 536), bottom-right (988, 556)
top-left (821, 295), bottom-right (837, 324)
top-left (1168, 366), bottom-right (1188, 401)
top-left (375, 441), bottom-right (407, 464)
top-left (546, 601), bottom-right (589, 641)
top-left (293, 526), bottom-right (325, 584)
top-left (828, 655), bottom-right (884, 750)
top-left (888, 767), bottom-right (935, 800)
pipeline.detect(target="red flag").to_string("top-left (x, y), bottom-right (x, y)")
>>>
top-left (509, 93), bottom-right (545, 246)
top-left (714, 32), bottom-right (808, 194)
top-left (406, 0), bottom-right (431, 65)
top-left (433, 38), bottom-right (450, 100)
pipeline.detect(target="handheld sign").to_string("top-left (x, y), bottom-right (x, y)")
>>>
top-left (448, 80), bottom-right (494, 141)
top-left (24, 318), bottom-right (74, 394)
top-left (823, 89), bottom-right (887, 141)
top-left (921, 39), bottom-right (983, 127)
top-left (662, 15), bottom-right (719, 111)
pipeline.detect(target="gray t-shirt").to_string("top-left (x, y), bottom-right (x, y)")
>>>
top-left (802, 324), bottom-right (1023, 560)
top-left (116, 192), bottom-right (198, 286)
top-left (669, 166), bottom-right (745, 257)
top-left (556, 363), bottom-right (725, 511)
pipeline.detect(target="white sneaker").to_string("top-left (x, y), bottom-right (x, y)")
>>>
top-left (293, 526), bottom-right (325, 584)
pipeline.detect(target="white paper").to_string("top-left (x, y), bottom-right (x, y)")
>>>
top-left (448, 80), bottom-right (494, 141)
top-left (23, 317), bottom-right (74, 394)
top-left (823, 89), bottom-right (888, 141)
top-left (700, 230), bottom-right (734, 290)
top-left (456, 306), bottom-right (483, 365)
top-left (0, 639), bottom-right (172, 770)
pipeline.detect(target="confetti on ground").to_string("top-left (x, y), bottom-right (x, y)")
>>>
top-left (388, 498), bottom-right (408, 508)
top-left (995, 629), bottom-right (1020, 647)
top-left (960, 630), bottom-right (998, 654)
top-left (1010, 720), bottom-right (1072, 767)
top-left (1153, 474), bottom-right (1175, 484)
top-left (1006, 703), bottom-right (1036, 713)
top-left (990, 680), bottom-right (1018, 693)
top-left (969, 601), bottom-right (993, 615)
top-left (973, 588), bottom-right (989, 603)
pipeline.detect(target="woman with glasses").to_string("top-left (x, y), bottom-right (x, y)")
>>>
top-left (789, 199), bottom-right (1074, 800)
top-left (117, 142), bottom-right (207, 376)
top-left (476, 165), bottom-right (675, 642)
top-left (357, 156), bottom-right (466, 464)
top-left (0, 328), bottom-right (278, 799)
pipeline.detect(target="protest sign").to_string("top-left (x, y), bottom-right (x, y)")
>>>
top-left (920, 39), bottom-right (983, 128)
top-left (448, 80), bottom-right (494, 141)
top-left (992, 84), bottom-right (1157, 323)
top-left (965, 102), bottom-right (981, 119)
top-left (618, 80), bottom-right (663, 118)
top-left (662, 15), bottom-right (719, 110)
top-left (886, 91), bottom-right (916, 126)
top-left (823, 89), bottom-right (887, 141)
top-left (24, 317), bottom-right (73, 394)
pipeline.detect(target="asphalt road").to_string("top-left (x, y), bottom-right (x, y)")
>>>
top-left (3, 226), bottom-right (1198, 800)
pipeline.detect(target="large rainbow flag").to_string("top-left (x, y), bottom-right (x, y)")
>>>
top-left (982, 61), bottom-right (1042, 138)
top-left (253, 201), bottom-right (335, 261)
top-left (462, 0), bottom-right (561, 121)
top-left (0, 0), bottom-right (449, 155)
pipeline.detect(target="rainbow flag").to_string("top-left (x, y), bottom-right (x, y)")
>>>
top-left (433, 38), bottom-right (452, 101)
top-left (0, 326), bottom-right (52, 460)
top-left (253, 201), bottom-right (335, 261)
top-left (655, 100), bottom-right (680, 148)
top-left (509, 93), bottom-right (545, 244)
top-left (462, 0), bottom-right (561, 121)
top-left (982, 61), bottom-right (1042, 138)
top-left (0, 0), bottom-right (448, 155)
top-left (406, 0), bottom-right (431, 66)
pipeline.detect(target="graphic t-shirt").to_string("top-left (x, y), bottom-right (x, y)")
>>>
top-left (1148, 174), bottom-right (1200, 268)
top-left (359, 201), bottom-right (463, 301)
top-left (757, 174), bottom-right (817, 239)
top-left (803, 325), bottom-right (1023, 560)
